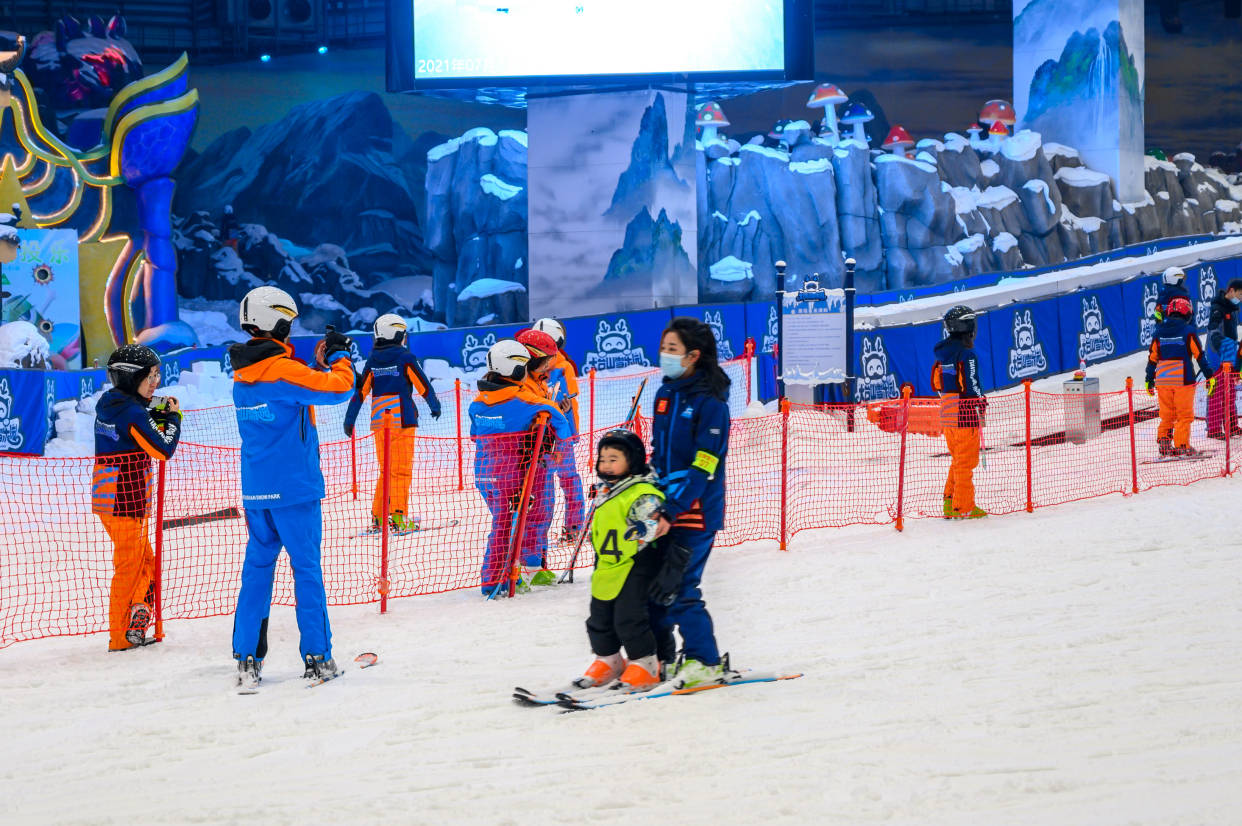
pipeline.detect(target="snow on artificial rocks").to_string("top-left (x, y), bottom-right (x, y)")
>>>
top-left (980, 159), bottom-right (1000, 179)
top-left (874, 153), bottom-right (937, 175)
top-left (789, 159), bottom-right (832, 175)
top-left (1024, 179), bottom-right (1057, 213)
top-left (1054, 166), bottom-right (1111, 187)
top-left (0, 321), bottom-right (50, 368)
top-left (999, 130), bottom-right (1042, 163)
top-left (709, 255), bottom-right (755, 282)
top-left (456, 278), bottom-right (526, 301)
top-left (992, 232), bottom-right (1018, 252)
top-left (427, 127), bottom-right (500, 162)
top-left (479, 174), bottom-right (522, 201)
top-left (1043, 142), bottom-right (1080, 160)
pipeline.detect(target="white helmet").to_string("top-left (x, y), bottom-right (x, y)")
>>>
top-left (531, 317), bottom-right (566, 348)
top-left (374, 313), bottom-right (407, 342)
top-left (486, 339), bottom-right (530, 379)
top-left (240, 286), bottom-right (298, 339)
top-left (1162, 266), bottom-right (1186, 285)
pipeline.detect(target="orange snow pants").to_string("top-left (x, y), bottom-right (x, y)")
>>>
top-left (942, 426), bottom-right (981, 515)
top-left (98, 514), bottom-right (154, 650)
top-left (1157, 384), bottom-right (1196, 448)
top-left (372, 426), bottom-right (417, 521)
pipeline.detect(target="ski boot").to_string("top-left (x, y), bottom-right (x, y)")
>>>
top-left (125, 603), bottom-right (151, 646)
top-left (390, 511), bottom-right (419, 532)
top-left (1173, 445), bottom-right (1202, 458)
top-left (303, 654), bottom-right (341, 683)
top-left (1157, 436), bottom-right (1175, 457)
top-left (1207, 430), bottom-right (1227, 441)
top-left (619, 655), bottom-right (661, 690)
top-left (528, 568), bottom-right (557, 587)
top-left (949, 506), bottom-right (988, 520)
top-left (581, 653), bottom-right (624, 688)
top-left (237, 655), bottom-right (262, 692)
top-left (942, 496), bottom-right (954, 518)
top-left (674, 657), bottom-right (725, 688)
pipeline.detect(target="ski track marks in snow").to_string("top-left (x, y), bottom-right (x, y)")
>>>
top-left (3, 357), bottom-right (1242, 824)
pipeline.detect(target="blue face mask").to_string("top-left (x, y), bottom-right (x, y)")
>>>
top-left (660, 352), bottom-right (687, 379)
top-left (1232, 297), bottom-right (1240, 307)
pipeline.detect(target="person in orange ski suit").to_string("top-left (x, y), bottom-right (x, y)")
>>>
top-left (93, 345), bottom-right (182, 651)
top-left (931, 305), bottom-right (987, 519)
top-left (1145, 296), bottom-right (1216, 457)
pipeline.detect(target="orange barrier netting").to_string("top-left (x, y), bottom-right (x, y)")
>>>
top-left (2, 365), bottom-right (1235, 649)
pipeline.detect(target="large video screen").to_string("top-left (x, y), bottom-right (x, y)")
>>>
top-left (408, 0), bottom-right (786, 82)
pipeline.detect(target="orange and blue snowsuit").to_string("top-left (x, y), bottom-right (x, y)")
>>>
top-left (468, 375), bottom-right (571, 593)
top-left (229, 337), bottom-right (355, 662)
top-left (931, 336), bottom-right (987, 516)
top-left (530, 352), bottom-right (586, 546)
top-left (92, 388), bottom-right (182, 650)
top-left (343, 340), bottom-right (442, 523)
top-left (1145, 317), bottom-right (1213, 449)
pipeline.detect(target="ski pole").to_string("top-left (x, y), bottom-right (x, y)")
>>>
top-left (559, 497), bottom-right (599, 584)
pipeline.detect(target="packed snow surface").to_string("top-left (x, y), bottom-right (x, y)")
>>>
top-left (2, 466), bottom-right (1240, 823)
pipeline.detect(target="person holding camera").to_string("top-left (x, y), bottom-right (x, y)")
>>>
top-left (93, 344), bottom-right (182, 651)
top-left (228, 286), bottom-right (356, 692)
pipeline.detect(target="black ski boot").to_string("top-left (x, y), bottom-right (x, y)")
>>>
top-left (303, 654), bottom-right (341, 683)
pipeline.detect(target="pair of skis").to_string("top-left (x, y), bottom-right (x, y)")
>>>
top-left (1140, 449), bottom-right (1217, 464)
top-left (513, 669), bottom-right (803, 711)
top-left (351, 519), bottom-right (460, 539)
top-left (237, 652), bottom-right (379, 694)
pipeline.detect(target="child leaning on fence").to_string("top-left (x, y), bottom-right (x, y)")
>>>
top-left (93, 344), bottom-right (182, 652)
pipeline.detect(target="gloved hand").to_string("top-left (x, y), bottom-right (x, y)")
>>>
top-left (1153, 308), bottom-right (1164, 322)
top-left (430, 402), bottom-right (442, 420)
top-left (1207, 377), bottom-right (1218, 396)
top-left (321, 326), bottom-right (352, 362)
top-left (648, 541), bottom-right (691, 607)
top-left (1145, 381), bottom-right (1155, 397)
top-left (343, 421), bottom-right (354, 438)
top-left (149, 396), bottom-right (182, 426)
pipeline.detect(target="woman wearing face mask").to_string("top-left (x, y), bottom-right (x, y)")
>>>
top-left (647, 317), bottom-right (733, 688)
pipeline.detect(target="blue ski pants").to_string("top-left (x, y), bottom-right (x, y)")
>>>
top-left (650, 527), bottom-right (720, 666)
top-left (232, 501), bottom-right (332, 661)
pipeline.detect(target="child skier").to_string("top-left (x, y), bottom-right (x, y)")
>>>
top-left (529, 318), bottom-right (586, 543)
top-left (1145, 295), bottom-right (1216, 457)
top-left (343, 313), bottom-right (442, 531)
top-left (577, 429), bottom-right (666, 691)
top-left (1154, 267), bottom-right (1190, 321)
top-left (931, 305), bottom-right (988, 519)
top-left (93, 345), bottom-right (182, 651)
top-left (468, 339), bottom-right (572, 596)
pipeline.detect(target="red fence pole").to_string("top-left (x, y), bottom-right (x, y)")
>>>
top-left (744, 337), bottom-right (755, 405)
top-left (895, 387), bottom-right (911, 532)
top-left (380, 428), bottom-right (391, 614)
top-left (455, 378), bottom-right (464, 491)
top-left (1224, 366), bottom-right (1233, 477)
top-left (1024, 380), bottom-right (1033, 513)
top-left (153, 459), bottom-right (167, 641)
top-left (506, 414), bottom-right (550, 597)
top-left (588, 368), bottom-right (596, 441)
top-left (350, 430), bottom-right (358, 500)
top-left (1126, 376), bottom-right (1138, 494)
top-left (779, 398), bottom-right (790, 550)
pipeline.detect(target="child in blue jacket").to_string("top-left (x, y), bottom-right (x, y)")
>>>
top-left (343, 314), bottom-right (442, 531)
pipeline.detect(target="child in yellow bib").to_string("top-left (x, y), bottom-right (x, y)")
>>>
top-left (579, 429), bottom-right (666, 691)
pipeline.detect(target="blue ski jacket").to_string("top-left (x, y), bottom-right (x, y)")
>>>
top-left (343, 339), bottom-right (441, 434)
top-left (650, 370), bottom-right (730, 532)
top-left (230, 338), bottom-right (355, 508)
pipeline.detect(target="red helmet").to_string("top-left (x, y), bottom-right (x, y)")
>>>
top-left (1167, 296), bottom-right (1193, 318)
top-left (515, 328), bottom-right (559, 359)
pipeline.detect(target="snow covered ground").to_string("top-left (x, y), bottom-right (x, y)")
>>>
top-left (2, 468), bottom-right (1240, 824)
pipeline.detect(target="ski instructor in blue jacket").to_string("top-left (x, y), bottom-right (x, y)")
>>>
top-left (229, 286), bottom-right (356, 692)
top-left (649, 317), bottom-right (732, 688)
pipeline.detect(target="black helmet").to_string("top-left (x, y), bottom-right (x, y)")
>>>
top-left (107, 344), bottom-right (161, 395)
top-left (943, 305), bottom-right (977, 336)
top-left (596, 429), bottom-right (649, 480)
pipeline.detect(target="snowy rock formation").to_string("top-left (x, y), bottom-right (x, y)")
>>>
top-left (425, 128), bottom-right (529, 327)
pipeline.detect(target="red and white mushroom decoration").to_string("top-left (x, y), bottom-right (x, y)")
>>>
top-left (978, 99), bottom-right (1016, 135)
top-left (882, 125), bottom-right (915, 156)
top-left (966, 122), bottom-right (983, 143)
top-left (696, 101), bottom-right (730, 143)
top-left (987, 119), bottom-right (1009, 148)
top-left (806, 82), bottom-right (848, 143)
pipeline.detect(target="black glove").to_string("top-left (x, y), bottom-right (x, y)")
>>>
top-left (343, 421), bottom-right (354, 438)
top-left (322, 326), bottom-right (352, 361)
top-left (430, 403), bottom-right (442, 420)
top-left (649, 541), bottom-right (691, 607)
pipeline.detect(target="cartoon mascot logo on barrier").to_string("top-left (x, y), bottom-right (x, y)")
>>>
top-left (461, 333), bottom-right (498, 370)
top-left (1077, 296), bottom-right (1115, 362)
top-left (855, 336), bottom-right (900, 402)
top-left (583, 319), bottom-right (650, 370)
top-left (702, 310), bottom-right (735, 360)
top-left (1008, 309), bottom-right (1048, 379)
top-left (763, 305), bottom-right (779, 354)
top-left (0, 378), bottom-right (25, 450)
top-left (1139, 282), bottom-right (1159, 347)
top-left (1197, 265), bottom-right (1217, 329)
